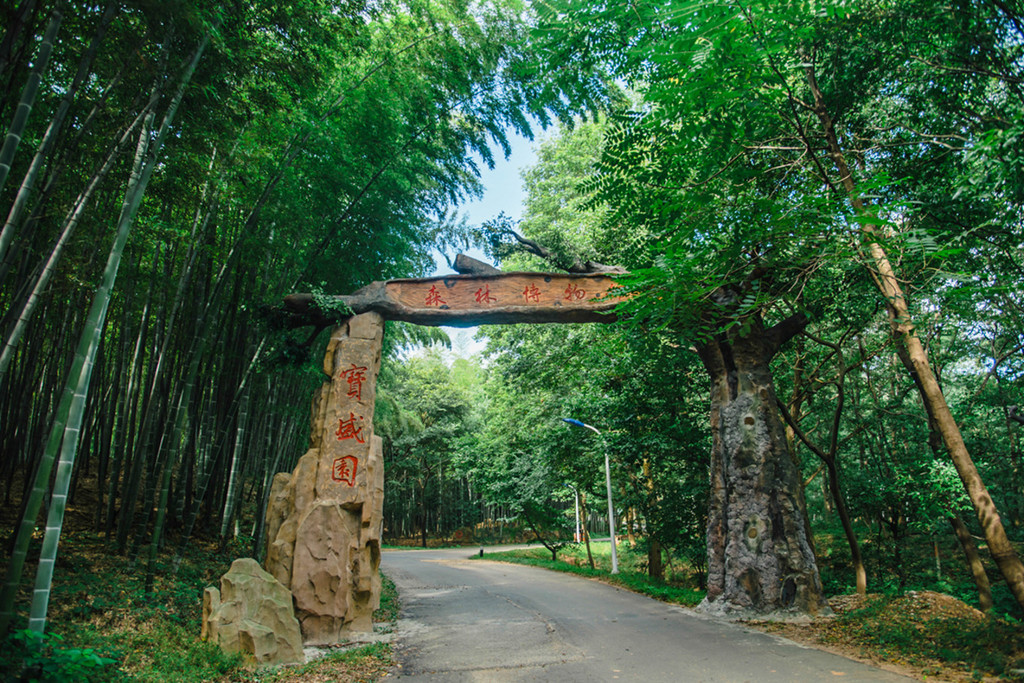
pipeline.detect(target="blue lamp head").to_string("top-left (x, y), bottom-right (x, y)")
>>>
top-left (561, 418), bottom-right (586, 428)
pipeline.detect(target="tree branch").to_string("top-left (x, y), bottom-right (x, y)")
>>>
top-left (502, 226), bottom-right (627, 274)
top-left (765, 312), bottom-right (809, 356)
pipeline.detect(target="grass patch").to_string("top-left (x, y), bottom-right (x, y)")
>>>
top-left (246, 642), bottom-right (392, 682)
top-left (374, 573), bottom-right (400, 626)
top-left (477, 544), bottom-right (705, 607)
top-left (825, 593), bottom-right (1024, 679)
top-left (0, 529), bottom-right (397, 682)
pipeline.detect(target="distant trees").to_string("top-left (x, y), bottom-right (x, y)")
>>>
top-left (377, 349), bottom-right (482, 546)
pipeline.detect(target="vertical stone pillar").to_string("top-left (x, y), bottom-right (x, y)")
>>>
top-left (263, 313), bottom-right (385, 644)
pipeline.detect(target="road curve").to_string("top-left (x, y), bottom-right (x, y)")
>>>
top-left (381, 546), bottom-right (914, 682)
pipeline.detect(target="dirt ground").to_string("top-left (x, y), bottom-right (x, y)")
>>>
top-left (743, 591), bottom-right (1022, 682)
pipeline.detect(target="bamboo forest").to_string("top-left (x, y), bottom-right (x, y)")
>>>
top-left (1, 0), bottom-right (1023, 681)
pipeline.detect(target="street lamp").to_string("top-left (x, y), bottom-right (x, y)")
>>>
top-left (564, 483), bottom-right (581, 542)
top-left (561, 418), bottom-right (618, 574)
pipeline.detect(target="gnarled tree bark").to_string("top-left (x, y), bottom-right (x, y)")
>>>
top-left (697, 303), bottom-right (826, 616)
top-left (501, 228), bottom-right (628, 275)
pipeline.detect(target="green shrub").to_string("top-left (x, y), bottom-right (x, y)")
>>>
top-left (478, 545), bottom-right (705, 606)
top-left (1, 630), bottom-right (117, 683)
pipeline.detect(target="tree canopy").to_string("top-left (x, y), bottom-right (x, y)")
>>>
top-left (2, 0), bottom-right (1024, 661)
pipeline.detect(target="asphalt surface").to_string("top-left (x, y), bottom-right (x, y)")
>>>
top-left (381, 546), bottom-right (915, 682)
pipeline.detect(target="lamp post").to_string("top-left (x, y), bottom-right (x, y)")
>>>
top-left (561, 418), bottom-right (618, 574)
top-left (564, 483), bottom-right (581, 542)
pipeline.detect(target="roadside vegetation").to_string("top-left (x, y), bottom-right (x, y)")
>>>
top-left (482, 541), bottom-right (1024, 682)
top-left (0, 524), bottom-right (397, 682)
top-left (479, 543), bottom-right (704, 608)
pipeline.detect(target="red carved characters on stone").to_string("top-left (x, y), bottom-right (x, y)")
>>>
top-left (522, 284), bottom-right (541, 303)
top-left (332, 455), bottom-right (358, 486)
top-left (335, 412), bottom-right (365, 443)
top-left (564, 283), bottom-right (587, 301)
top-left (340, 363), bottom-right (368, 401)
top-left (425, 285), bottom-right (447, 307)
top-left (474, 285), bottom-right (496, 304)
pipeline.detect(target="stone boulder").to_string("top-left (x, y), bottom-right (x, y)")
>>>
top-left (262, 313), bottom-right (385, 644)
top-left (203, 558), bottom-right (304, 665)
top-left (290, 501), bottom-right (353, 644)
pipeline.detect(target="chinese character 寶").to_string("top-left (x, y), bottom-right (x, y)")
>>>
top-left (341, 364), bottom-right (368, 401)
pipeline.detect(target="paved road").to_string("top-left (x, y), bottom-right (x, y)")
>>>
top-left (381, 547), bottom-right (913, 682)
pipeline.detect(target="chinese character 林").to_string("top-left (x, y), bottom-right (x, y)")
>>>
top-left (475, 285), bottom-right (497, 304)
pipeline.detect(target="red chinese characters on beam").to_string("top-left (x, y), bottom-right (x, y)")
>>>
top-left (522, 284), bottom-right (541, 303)
top-left (335, 412), bottom-right (365, 444)
top-left (474, 284), bottom-right (496, 304)
top-left (564, 283), bottom-right (586, 301)
top-left (385, 274), bottom-right (625, 317)
top-left (332, 455), bottom-right (358, 487)
top-left (425, 285), bottom-right (447, 307)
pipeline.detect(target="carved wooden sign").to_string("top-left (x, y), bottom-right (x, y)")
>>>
top-left (323, 272), bottom-right (626, 327)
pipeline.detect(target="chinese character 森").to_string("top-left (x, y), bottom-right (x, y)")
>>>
top-left (425, 285), bottom-right (447, 307)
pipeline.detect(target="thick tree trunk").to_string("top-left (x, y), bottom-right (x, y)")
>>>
top-left (419, 478), bottom-right (428, 548)
top-left (696, 309), bottom-right (825, 616)
top-left (899, 330), bottom-right (1024, 609)
top-left (827, 460), bottom-right (867, 596)
top-left (580, 493), bottom-right (595, 569)
top-left (640, 458), bottom-right (664, 579)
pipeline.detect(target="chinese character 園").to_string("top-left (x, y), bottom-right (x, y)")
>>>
top-left (332, 456), bottom-right (358, 486)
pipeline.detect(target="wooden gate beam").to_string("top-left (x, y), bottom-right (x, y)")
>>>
top-left (285, 272), bottom-right (626, 327)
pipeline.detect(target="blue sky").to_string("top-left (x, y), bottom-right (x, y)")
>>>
top-left (462, 130), bottom-right (536, 226)
top-left (431, 130), bottom-right (538, 357)
top-left (432, 130), bottom-right (537, 274)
